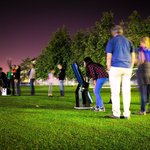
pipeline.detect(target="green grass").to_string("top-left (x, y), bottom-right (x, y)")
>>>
top-left (0, 86), bottom-right (150, 150)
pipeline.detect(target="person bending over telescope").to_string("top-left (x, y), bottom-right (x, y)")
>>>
top-left (83, 57), bottom-right (109, 111)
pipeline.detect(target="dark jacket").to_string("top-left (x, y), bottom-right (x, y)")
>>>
top-left (58, 68), bottom-right (66, 80)
top-left (14, 66), bottom-right (21, 80)
top-left (0, 72), bottom-right (8, 88)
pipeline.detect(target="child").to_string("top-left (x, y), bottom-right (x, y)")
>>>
top-left (83, 57), bottom-right (108, 111)
top-left (48, 69), bottom-right (55, 96)
top-left (137, 36), bottom-right (150, 115)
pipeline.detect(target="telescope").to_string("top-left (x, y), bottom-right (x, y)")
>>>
top-left (72, 62), bottom-right (93, 109)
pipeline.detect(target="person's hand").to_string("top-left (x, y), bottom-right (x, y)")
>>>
top-left (93, 80), bottom-right (96, 89)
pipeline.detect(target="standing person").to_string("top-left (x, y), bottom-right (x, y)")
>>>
top-left (14, 65), bottom-right (21, 96)
top-left (106, 25), bottom-right (135, 119)
top-left (7, 70), bottom-right (11, 90)
top-left (48, 69), bottom-right (55, 96)
top-left (137, 37), bottom-right (150, 115)
top-left (57, 64), bottom-right (66, 96)
top-left (29, 64), bottom-right (36, 96)
top-left (84, 57), bottom-right (108, 111)
top-left (10, 65), bottom-right (16, 96)
top-left (0, 67), bottom-right (8, 89)
top-left (7, 59), bottom-right (15, 95)
top-left (0, 67), bottom-right (11, 95)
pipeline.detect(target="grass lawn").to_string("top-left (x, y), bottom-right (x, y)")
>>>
top-left (0, 86), bottom-right (150, 150)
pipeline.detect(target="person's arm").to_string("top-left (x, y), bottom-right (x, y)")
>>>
top-left (138, 51), bottom-right (145, 64)
top-left (129, 41), bottom-right (136, 68)
top-left (106, 39), bottom-right (113, 71)
top-left (106, 53), bottom-right (112, 71)
top-left (131, 52), bottom-right (136, 68)
top-left (87, 65), bottom-right (97, 88)
top-left (93, 80), bottom-right (96, 87)
top-left (32, 69), bottom-right (36, 79)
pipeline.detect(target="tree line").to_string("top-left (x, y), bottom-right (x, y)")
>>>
top-left (20, 11), bottom-right (150, 80)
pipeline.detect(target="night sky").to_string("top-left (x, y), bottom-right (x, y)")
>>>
top-left (0, 0), bottom-right (149, 72)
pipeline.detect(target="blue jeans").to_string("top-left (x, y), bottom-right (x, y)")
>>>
top-left (94, 78), bottom-right (108, 108)
top-left (139, 84), bottom-right (150, 112)
top-left (30, 79), bottom-right (35, 95)
top-left (15, 79), bottom-right (20, 96)
top-left (59, 80), bottom-right (64, 96)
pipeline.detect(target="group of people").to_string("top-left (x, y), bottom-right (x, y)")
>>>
top-left (83, 25), bottom-right (150, 119)
top-left (0, 63), bottom-right (36, 96)
top-left (0, 62), bottom-right (66, 97)
top-left (0, 25), bottom-right (149, 119)
top-left (46, 25), bottom-right (150, 120)
top-left (0, 64), bottom-right (21, 96)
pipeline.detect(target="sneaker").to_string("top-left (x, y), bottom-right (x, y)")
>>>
top-left (137, 111), bottom-right (146, 115)
top-left (48, 94), bottom-right (53, 97)
top-left (98, 107), bottom-right (105, 112)
top-left (91, 106), bottom-right (99, 111)
top-left (91, 106), bottom-right (105, 112)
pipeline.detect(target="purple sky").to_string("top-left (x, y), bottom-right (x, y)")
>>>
top-left (0, 0), bottom-right (149, 72)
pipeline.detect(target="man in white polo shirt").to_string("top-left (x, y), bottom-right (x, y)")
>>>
top-left (29, 64), bottom-right (36, 96)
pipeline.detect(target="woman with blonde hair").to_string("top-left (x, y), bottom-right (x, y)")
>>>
top-left (137, 36), bottom-right (150, 115)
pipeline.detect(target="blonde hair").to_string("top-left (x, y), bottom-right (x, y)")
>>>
top-left (140, 36), bottom-right (150, 49)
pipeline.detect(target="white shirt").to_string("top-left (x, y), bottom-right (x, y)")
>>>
top-left (29, 68), bottom-right (36, 79)
top-left (48, 73), bottom-right (54, 83)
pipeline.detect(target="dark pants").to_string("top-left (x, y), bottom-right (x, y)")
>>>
top-left (59, 80), bottom-right (64, 96)
top-left (30, 79), bottom-right (35, 95)
top-left (7, 79), bottom-right (10, 89)
top-left (139, 84), bottom-right (150, 112)
top-left (10, 79), bottom-right (15, 95)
